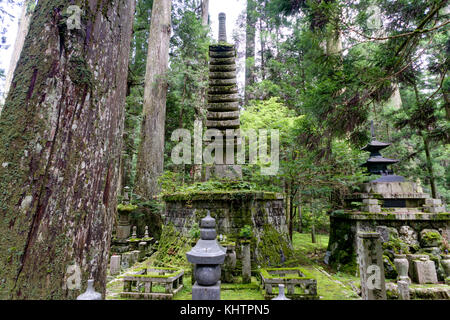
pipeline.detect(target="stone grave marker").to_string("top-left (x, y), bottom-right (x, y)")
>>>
top-left (357, 232), bottom-right (387, 300)
top-left (413, 258), bottom-right (438, 284)
top-left (110, 255), bottom-right (121, 276)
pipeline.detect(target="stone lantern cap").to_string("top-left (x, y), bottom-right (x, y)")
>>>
top-left (186, 212), bottom-right (226, 265)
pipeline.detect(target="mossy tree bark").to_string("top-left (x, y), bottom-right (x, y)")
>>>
top-left (0, 0), bottom-right (134, 299)
top-left (135, 0), bottom-right (172, 199)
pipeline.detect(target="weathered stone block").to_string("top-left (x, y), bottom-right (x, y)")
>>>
top-left (110, 255), bottom-right (121, 276)
top-left (357, 232), bottom-right (387, 300)
top-left (419, 229), bottom-right (442, 247)
top-left (399, 225), bottom-right (419, 247)
top-left (397, 280), bottom-right (410, 300)
top-left (242, 242), bottom-right (251, 284)
top-left (413, 259), bottom-right (438, 284)
top-left (121, 252), bottom-right (132, 269)
top-left (192, 281), bottom-right (221, 300)
top-left (425, 198), bottom-right (442, 206)
top-left (363, 199), bottom-right (379, 205)
top-left (362, 204), bottom-right (381, 213)
top-left (116, 225), bottom-right (131, 240)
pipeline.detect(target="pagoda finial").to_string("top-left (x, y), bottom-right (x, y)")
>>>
top-left (218, 13), bottom-right (227, 42)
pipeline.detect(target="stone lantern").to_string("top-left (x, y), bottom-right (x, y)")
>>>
top-left (186, 211), bottom-right (226, 300)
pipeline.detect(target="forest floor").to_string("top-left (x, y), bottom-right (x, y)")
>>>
top-left (106, 232), bottom-right (361, 300)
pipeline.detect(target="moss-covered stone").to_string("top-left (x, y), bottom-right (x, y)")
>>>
top-left (152, 224), bottom-right (192, 269)
top-left (256, 224), bottom-right (293, 267)
top-left (382, 255), bottom-right (398, 279)
top-left (419, 229), bottom-right (442, 248)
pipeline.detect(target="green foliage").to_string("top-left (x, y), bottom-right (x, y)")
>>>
top-left (239, 225), bottom-right (253, 239)
top-left (188, 222), bottom-right (200, 239)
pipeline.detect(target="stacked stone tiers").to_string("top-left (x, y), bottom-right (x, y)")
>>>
top-left (207, 44), bottom-right (240, 131)
top-left (205, 44), bottom-right (242, 179)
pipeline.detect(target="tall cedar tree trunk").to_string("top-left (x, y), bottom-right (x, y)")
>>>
top-left (245, 0), bottom-right (256, 104)
top-left (135, 0), bottom-right (172, 199)
top-left (191, 0), bottom-right (209, 181)
top-left (0, 0), bottom-right (134, 299)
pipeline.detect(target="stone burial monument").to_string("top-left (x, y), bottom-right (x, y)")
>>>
top-left (162, 13), bottom-right (292, 279)
top-left (357, 232), bottom-right (387, 300)
top-left (326, 121), bottom-right (450, 283)
top-left (205, 12), bottom-right (241, 180)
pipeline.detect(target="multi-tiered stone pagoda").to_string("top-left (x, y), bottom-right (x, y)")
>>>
top-left (162, 13), bottom-right (292, 278)
top-left (205, 12), bottom-right (242, 180)
top-left (360, 121), bottom-right (403, 183)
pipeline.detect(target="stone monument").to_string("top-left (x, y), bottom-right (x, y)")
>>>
top-left (205, 12), bottom-right (242, 180)
top-left (163, 13), bottom-right (292, 273)
top-left (397, 280), bottom-right (410, 300)
top-left (186, 212), bottom-right (226, 300)
top-left (357, 232), bottom-right (387, 300)
top-left (326, 121), bottom-right (449, 276)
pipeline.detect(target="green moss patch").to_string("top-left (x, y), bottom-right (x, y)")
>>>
top-left (256, 224), bottom-right (293, 267)
top-left (152, 224), bottom-right (192, 269)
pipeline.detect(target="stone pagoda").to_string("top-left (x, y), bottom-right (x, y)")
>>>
top-left (360, 121), bottom-right (403, 182)
top-left (187, 212), bottom-right (226, 300)
top-left (162, 13), bottom-right (292, 277)
top-left (205, 12), bottom-right (242, 180)
top-left (346, 121), bottom-right (433, 210)
top-left (326, 122), bottom-right (449, 279)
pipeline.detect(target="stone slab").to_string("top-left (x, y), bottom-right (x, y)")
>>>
top-left (397, 280), bottom-right (410, 300)
top-left (110, 255), bottom-right (121, 276)
top-left (413, 260), bottom-right (438, 284)
top-left (357, 232), bottom-right (387, 300)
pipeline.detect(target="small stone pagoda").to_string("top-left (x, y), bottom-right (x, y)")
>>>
top-left (360, 122), bottom-right (403, 182)
top-left (326, 122), bottom-right (450, 280)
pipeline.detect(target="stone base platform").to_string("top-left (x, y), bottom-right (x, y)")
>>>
top-left (326, 211), bottom-right (450, 274)
top-left (192, 281), bottom-right (221, 300)
top-left (163, 191), bottom-right (292, 267)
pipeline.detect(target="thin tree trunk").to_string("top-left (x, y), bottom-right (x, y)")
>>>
top-left (0, 0), bottom-right (134, 299)
top-left (201, 0), bottom-right (209, 26)
top-left (311, 225), bottom-right (316, 243)
top-left (422, 133), bottom-right (438, 198)
top-left (135, 0), bottom-right (172, 199)
top-left (298, 205), bottom-right (302, 233)
top-left (289, 189), bottom-right (294, 241)
top-left (310, 200), bottom-right (316, 243)
top-left (245, 0), bottom-right (256, 104)
top-left (259, 17), bottom-right (266, 80)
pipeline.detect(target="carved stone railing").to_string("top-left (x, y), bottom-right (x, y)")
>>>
top-left (259, 267), bottom-right (318, 300)
top-left (120, 267), bottom-right (184, 300)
